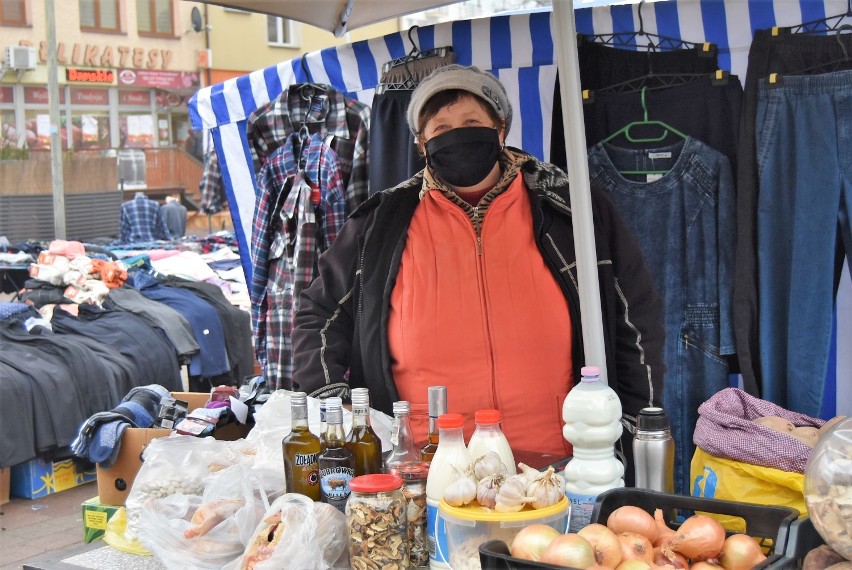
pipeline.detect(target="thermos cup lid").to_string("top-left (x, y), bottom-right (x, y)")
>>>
top-left (637, 407), bottom-right (670, 431)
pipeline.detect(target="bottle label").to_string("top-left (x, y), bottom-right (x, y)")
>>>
top-left (294, 452), bottom-right (319, 466)
top-left (566, 492), bottom-right (597, 532)
top-left (319, 466), bottom-right (354, 512)
top-left (353, 407), bottom-right (369, 417)
top-left (427, 501), bottom-right (450, 566)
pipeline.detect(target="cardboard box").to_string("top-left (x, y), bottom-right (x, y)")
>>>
top-left (82, 496), bottom-right (121, 543)
top-left (171, 391), bottom-right (210, 412)
top-left (10, 457), bottom-right (97, 500)
top-left (96, 428), bottom-right (171, 506)
top-left (0, 467), bottom-right (9, 506)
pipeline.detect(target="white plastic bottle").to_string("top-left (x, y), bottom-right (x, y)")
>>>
top-left (562, 365), bottom-right (624, 532)
top-left (467, 409), bottom-right (515, 474)
top-left (425, 413), bottom-right (470, 569)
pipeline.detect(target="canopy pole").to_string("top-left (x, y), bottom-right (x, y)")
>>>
top-left (551, 0), bottom-right (608, 384)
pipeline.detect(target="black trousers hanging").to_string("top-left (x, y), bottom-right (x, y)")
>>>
top-left (734, 29), bottom-right (851, 396)
top-left (368, 90), bottom-right (425, 196)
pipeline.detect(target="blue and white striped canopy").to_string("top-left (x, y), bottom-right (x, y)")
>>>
top-left (188, 0), bottom-right (851, 417)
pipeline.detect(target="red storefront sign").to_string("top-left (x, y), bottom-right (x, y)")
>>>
top-left (117, 69), bottom-right (199, 90)
top-left (24, 87), bottom-right (66, 104)
top-left (119, 90), bottom-right (151, 106)
top-left (66, 68), bottom-right (115, 83)
top-left (0, 87), bottom-right (12, 104)
top-left (70, 88), bottom-right (109, 106)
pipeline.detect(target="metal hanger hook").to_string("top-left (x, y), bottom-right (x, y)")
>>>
top-left (838, 23), bottom-right (852, 59)
top-left (637, 0), bottom-right (647, 35)
top-left (407, 25), bottom-right (422, 57)
top-left (640, 86), bottom-right (649, 121)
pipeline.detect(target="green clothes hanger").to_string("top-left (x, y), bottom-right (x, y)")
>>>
top-left (601, 86), bottom-right (687, 176)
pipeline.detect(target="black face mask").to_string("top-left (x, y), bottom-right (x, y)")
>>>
top-left (425, 126), bottom-right (501, 188)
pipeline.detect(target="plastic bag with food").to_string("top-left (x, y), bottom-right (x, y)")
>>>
top-left (224, 493), bottom-right (349, 570)
top-left (125, 435), bottom-right (239, 541)
top-left (138, 464), bottom-right (277, 569)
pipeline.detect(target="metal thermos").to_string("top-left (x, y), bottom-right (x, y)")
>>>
top-left (633, 407), bottom-right (675, 494)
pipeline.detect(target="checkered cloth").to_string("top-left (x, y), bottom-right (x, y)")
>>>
top-left (120, 194), bottom-right (172, 243)
top-left (200, 151), bottom-right (226, 215)
top-left (693, 387), bottom-right (825, 473)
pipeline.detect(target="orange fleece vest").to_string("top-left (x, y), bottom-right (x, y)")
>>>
top-left (389, 173), bottom-right (574, 457)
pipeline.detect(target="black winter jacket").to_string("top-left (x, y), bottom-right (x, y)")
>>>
top-left (293, 153), bottom-right (666, 472)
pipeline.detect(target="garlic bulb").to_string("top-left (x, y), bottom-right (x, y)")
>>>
top-left (526, 466), bottom-right (564, 509)
top-left (476, 473), bottom-right (505, 509)
top-left (443, 472), bottom-right (477, 507)
top-left (517, 462), bottom-right (543, 485)
top-left (494, 475), bottom-right (535, 513)
top-left (472, 451), bottom-right (506, 480)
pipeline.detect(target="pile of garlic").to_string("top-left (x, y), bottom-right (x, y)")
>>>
top-left (442, 451), bottom-right (564, 513)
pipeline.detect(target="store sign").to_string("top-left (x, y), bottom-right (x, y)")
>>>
top-left (0, 87), bottom-right (12, 104)
top-left (66, 68), bottom-right (115, 84)
top-left (117, 69), bottom-right (199, 90)
top-left (70, 88), bottom-right (109, 106)
top-left (20, 40), bottom-right (174, 70)
top-left (119, 90), bottom-right (151, 106)
top-left (24, 87), bottom-right (66, 104)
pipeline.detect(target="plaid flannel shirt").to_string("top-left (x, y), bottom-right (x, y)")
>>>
top-left (199, 151), bottom-right (226, 215)
top-left (251, 132), bottom-right (347, 389)
top-left (246, 84), bottom-right (370, 213)
top-left (120, 194), bottom-right (171, 243)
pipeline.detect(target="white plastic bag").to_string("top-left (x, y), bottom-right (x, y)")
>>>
top-left (138, 464), bottom-right (276, 569)
top-left (225, 494), bottom-right (349, 570)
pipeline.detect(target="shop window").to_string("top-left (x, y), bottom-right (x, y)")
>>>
top-left (1, 0), bottom-right (27, 26)
top-left (2, 108), bottom-right (17, 148)
top-left (119, 113), bottom-right (156, 148)
top-left (79, 0), bottom-right (120, 32)
top-left (137, 0), bottom-right (173, 37)
top-left (267, 16), bottom-right (297, 47)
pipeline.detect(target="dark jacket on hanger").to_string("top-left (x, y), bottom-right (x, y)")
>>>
top-left (292, 151), bottom-right (666, 457)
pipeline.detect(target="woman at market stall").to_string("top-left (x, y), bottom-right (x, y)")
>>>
top-left (292, 64), bottom-right (665, 477)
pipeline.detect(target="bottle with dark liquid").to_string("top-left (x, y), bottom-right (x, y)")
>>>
top-left (346, 387), bottom-right (382, 476)
top-left (282, 391), bottom-right (321, 500)
top-left (420, 386), bottom-right (447, 464)
top-left (318, 397), bottom-right (329, 450)
top-left (318, 397), bottom-right (355, 512)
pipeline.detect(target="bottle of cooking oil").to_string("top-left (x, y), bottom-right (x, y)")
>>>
top-left (319, 397), bottom-right (355, 513)
top-left (282, 391), bottom-right (321, 500)
top-left (346, 388), bottom-right (382, 476)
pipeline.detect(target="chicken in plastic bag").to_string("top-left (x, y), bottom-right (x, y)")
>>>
top-left (138, 463), bottom-right (280, 569)
top-left (224, 493), bottom-right (349, 570)
top-left (125, 435), bottom-right (241, 541)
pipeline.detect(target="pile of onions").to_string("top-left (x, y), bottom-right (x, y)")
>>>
top-left (717, 534), bottom-right (767, 570)
top-left (608, 506), bottom-right (659, 544)
top-left (661, 515), bottom-right (726, 562)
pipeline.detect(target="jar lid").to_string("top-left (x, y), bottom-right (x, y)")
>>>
top-left (475, 409), bottom-right (500, 424)
top-left (391, 461), bottom-right (429, 480)
top-left (637, 407), bottom-right (670, 431)
top-left (349, 474), bottom-right (403, 493)
top-left (437, 413), bottom-right (464, 429)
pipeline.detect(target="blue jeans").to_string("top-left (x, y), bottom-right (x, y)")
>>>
top-left (588, 137), bottom-right (736, 495)
top-left (756, 71), bottom-right (852, 417)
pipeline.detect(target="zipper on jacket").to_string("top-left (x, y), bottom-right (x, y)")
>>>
top-left (473, 221), bottom-right (497, 411)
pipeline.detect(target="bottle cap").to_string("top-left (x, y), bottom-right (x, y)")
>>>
top-left (393, 401), bottom-right (410, 415)
top-left (437, 413), bottom-right (464, 430)
top-left (349, 474), bottom-right (403, 493)
top-left (637, 407), bottom-right (670, 431)
top-left (428, 386), bottom-right (448, 417)
top-left (580, 366), bottom-right (601, 381)
top-left (290, 391), bottom-right (307, 405)
top-left (326, 396), bottom-right (343, 411)
top-left (351, 388), bottom-right (370, 407)
top-left (474, 409), bottom-right (501, 425)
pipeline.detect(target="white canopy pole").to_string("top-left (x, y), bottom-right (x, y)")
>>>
top-left (552, 0), bottom-right (609, 384)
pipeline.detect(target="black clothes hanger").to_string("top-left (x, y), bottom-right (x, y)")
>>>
top-left (583, 0), bottom-right (716, 56)
top-left (292, 55), bottom-right (332, 130)
top-left (376, 26), bottom-right (455, 94)
top-left (769, 24), bottom-right (852, 84)
top-left (591, 69), bottom-right (731, 96)
top-left (777, 0), bottom-right (852, 35)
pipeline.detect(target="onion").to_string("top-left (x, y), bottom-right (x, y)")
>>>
top-left (663, 515), bottom-right (726, 561)
top-left (578, 523), bottom-right (624, 568)
top-left (692, 562), bottom-right (724, 570)
top-left (511, 524), bottom-right (561, 561)
top-left (654, 546), bottom-right (688, 569)
top-left (589, 566), bottom-right (617, 570)
top-left (653, 509), bottom-right (677, 547)
top-left (608, 506), bottom-right (659, 543)
top-left (619, 532), bottom-right (655, 564)
top-left (541, 533), bottom-right (597, 569)
top-left (718, 534), bottom-right (767, 570)
top-left (617, 559), bottom-right (653, 570)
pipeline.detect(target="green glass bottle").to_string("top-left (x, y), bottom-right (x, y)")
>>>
top-left (318, 397), bottom-right (355, 512)
top-left (346, 388), bottom-right (382, 476)
top-left (282, 392), bottom-right (321, 501)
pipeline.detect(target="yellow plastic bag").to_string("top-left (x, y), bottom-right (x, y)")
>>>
top-left (690, 447), bottom-right (805, 532)
top-left (103, 507), bottom-right (151, 556)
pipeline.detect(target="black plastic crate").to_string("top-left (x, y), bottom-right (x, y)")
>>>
top-left (479, 488), bottom-right (799, 570)
top-left (762, 517), bottom-right (826, 570)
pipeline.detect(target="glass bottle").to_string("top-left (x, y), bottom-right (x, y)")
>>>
top-left (420, 385), bottom-right (447, 464)
top-left (318, 397), bottom-right (329, 449)
top-left (318, 397), bottom-right (355, 513)
top-left (282, 391), bottom-right (321, 501)
top-left (384, 400), bottom-right (419, 473)
top-left (467, 408), bottom-right (515, 473)
top-left (346, 387), bottom-right (382, 476)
